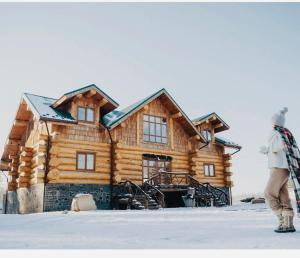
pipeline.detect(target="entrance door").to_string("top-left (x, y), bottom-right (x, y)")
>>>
top-left (142, 156), bottom-right (171, 183)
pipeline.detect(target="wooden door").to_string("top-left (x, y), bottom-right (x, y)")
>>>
top-left (142, 157), bottom-right (171, 183)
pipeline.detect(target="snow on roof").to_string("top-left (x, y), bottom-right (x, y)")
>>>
top-left (102, 88), bottom-right (207, 142)
top-left (215, 135), bottom-right (241, 149)
top-left (24, 93), bottom-right (76, 123)
top-left (202, 131), bottom-right (241, 149)
top-left (102, 90), bottom-right (160, 128)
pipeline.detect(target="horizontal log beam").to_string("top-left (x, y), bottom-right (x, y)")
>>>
top-left (99, 98), bottom-right (108, 107)
top-left (14, 120), bottom-right (28, 127)
top-left (171, 112), bottom-right (182, 119)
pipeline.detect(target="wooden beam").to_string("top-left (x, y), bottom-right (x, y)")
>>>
top-left (74, 94), bottom-right (83, 102)
top-left (210, 115), bottom-right (217, 121)
top-left (143, 105), bottom-right (149, 111)
top-left (99, 98), bottom-right (108, 107)
top-left (189, 135), bottom-right (200, 141)
top-left (52, 95), bottom-right (67, 108)
top-left (14, 120), bottom-right (28, 127)
top-left (6, 139), bottom-right (21, 145)
top-left (136, 113), bottom-right (140, 145)
top-left (171, 112), bottom-right (182, 119)
top-left (85, 89), bottom-right (97, 98)
top-left (170, 118), bottom-right (174, 150)
top-left (215, 123), bottom-right (223, 129)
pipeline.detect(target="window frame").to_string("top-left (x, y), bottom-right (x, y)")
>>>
top-left (76, 152), bottom-right (96, 171)
top-left (203, 163), bottom-right (215, 177)
top-left (143, 114), bottom-right (168, 144)
top-left (77, 106), bottom-right (95, 123)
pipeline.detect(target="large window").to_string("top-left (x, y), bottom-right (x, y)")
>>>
top-left (143, 115), bottom-right (167, 144)
top-left (76, 152), bottom-right (95, 171)
top-left (142, 157), bottom-right (171, 182)
top-left (204, 164), bottom-right (215, 177)
top-left (77, 106), bottom-right (95, 122)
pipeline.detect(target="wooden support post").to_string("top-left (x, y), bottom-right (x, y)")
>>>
top-left (136, 113), bottom-right (140, 145)
top-left (170, 118), bottom-right (174, 150)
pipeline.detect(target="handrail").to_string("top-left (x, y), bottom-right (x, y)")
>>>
top-left (118, 180), bottom-right (151, 200)
top-left (188, 176), bottom-right (229, 205)
top-left (144, 171), bottom-right (228, 205)
top-left (142, 181), bottom-right (165, 208)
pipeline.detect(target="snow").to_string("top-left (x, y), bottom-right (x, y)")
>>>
top-left (0, 203), bottom-right (299, 249)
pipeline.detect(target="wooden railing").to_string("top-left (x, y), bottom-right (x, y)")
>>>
top-left (144, 171), bottom-right (190, 186)
top-left (144, 171), bottom-right (229, 206)
top-left (142, 182), bottom-right (165, 208)
top-left (113, 180), bottom-right (151, 209)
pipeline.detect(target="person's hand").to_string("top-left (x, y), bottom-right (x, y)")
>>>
top-left (259, 146), bottom-right (268, 154)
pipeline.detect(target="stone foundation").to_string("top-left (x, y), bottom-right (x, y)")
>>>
top-left (5, 184), bottom-right (111, 214)
top-left (44, 184), bottom-right (111, 212)
top-left (17, 184), bottom-right (44, 214)
top-left (6, 190), bottom-right (19, 214)
top-left (5, 185), bottom-right (44, 214)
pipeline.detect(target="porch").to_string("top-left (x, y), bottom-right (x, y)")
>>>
top-left (113, 171), bottom-right (230, 210)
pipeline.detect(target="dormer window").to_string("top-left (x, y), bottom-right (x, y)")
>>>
top-left (77, 106), bottom-right (95, 122)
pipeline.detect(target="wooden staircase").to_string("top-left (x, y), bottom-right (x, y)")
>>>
top-left (113, 172), bottom-right (229, 210)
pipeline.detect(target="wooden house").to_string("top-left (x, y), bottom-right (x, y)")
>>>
top-left (0, 85), bottom-right (241, 213)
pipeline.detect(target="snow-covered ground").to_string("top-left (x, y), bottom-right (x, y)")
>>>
top-left (0, 203), bottom-right (299, 249)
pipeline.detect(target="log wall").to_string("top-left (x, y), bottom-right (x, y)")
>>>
top-left (47, 135), bottom-right (111, 185)
top-left (113, 98), bottom-right (190, 153)
top-left (113, 142), bottom-right (190, 185)
top-left (190, 144), bottom-right (226, 187)
top-left (6, 94), bottom-right (231, 190)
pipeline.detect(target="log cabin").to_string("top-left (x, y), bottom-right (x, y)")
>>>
top-left (0, 84), bottom-right (241, 213)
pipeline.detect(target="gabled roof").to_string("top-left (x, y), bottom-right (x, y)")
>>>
top-left (103, 88), bottom-right (207, 143)
top-left (24, 93), bottom-right (76, 123)
top-left (51, 84), bottom-right (119, 115)
top-left (215, 136), bottom-right (241, 150)
top-left (193, 112), bottom-right (230, 133)
top-left (202, 131), bottom-right (241, 149)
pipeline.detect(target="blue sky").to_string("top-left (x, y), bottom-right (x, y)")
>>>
top-left (1, 3), bottom-right (300, 195)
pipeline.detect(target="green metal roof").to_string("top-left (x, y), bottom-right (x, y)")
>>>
top-left (102, 88), bottom-right (207, 143)
top-left (102, 89), bottom-right (165, 128)
top-left (193, 112), bottom-right (230, 133)
top-left (23, 93), bottom-right (76, 123)
top-left (215, 136), bottom-right (241, 149)
top-left (51, 84), bottom-right (119, 108)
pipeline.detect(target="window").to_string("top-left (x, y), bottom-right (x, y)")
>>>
top-left (203, 130), bottom-right (211, 141)
top-left (76, 152), bottom-right (95, 171)
top-left (77, 106), bottom-right (95, 122)
top-left (143, 115), bottom-right (167, 144)
top-left (142, 157), bottom-right (171, 182)
top-left (204, 164), bottom-right (215, 177)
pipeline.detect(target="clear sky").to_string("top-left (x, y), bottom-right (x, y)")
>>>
top-left (1, 3), bottom-right (300, 196)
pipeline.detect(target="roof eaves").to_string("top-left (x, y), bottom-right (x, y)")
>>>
top-left (106, 88), bottom-right (207, 143)
top-left (106, 88), bottom-right (166, 129)
top-left (162, 90), bottom-right (207, 143)
top-left (56, 84), bottom-right (119, 108)
top-left (23, 93), bottom-right (42, 120)
top-left (215, 136), bottom-right (241, 149)
top-left (193, 112), bottom-right (230, 129)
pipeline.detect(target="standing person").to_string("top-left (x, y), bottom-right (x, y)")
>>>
top-left (260, 107), bottom-right (300, 233)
